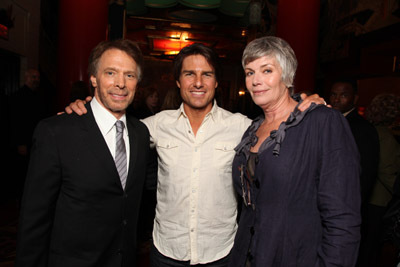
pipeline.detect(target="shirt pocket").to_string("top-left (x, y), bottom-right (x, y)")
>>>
top-left (213, 142), bottom-right (236, 170)
top-left (156, 139), bottom-right (180, 168)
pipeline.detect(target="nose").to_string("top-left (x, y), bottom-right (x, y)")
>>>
top-left (193, 75), bottom-right (203, 89)
top-left (331, 95), bottom-right (340, 103)
top-left (251, 72), bottom-right (262, 86)
top-left (115, 74), bottom-right (125, 89)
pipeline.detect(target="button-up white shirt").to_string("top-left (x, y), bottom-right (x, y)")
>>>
top-left (91, 96), bottom-right (130, 173)
top-left (142, 101), bottom-right (251, 264)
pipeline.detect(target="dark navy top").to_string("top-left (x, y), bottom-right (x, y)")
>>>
top-left (229, 104), bottom-right (361, 267)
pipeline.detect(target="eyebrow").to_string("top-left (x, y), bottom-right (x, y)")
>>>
top-left (182, 70), bottom-right (215, 75)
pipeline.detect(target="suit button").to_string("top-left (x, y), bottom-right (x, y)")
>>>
top-left (117, 249), bottom-right (123, 255)
top-left (250, 227), bottom-right (255, 235)
top-left (124, 193), bottom-right (128, 198)
top-left (254, 180), bottom-right (260, 188)
top-left (122, 219), bottom-right (127, 225)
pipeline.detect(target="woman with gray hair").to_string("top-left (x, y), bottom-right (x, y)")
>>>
top-left (229, 36), bottom-right (361, 266)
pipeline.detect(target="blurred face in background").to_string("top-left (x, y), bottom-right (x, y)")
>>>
top-left (146, 91), bottom-right (159, 109)
top-left (26, 69), bottom-right (40, 91)
top-left (329, 82), bottom-right (358, 114)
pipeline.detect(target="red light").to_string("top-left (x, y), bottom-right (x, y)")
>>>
top-left (0, 24), bottom-right (9, 39)
top-left (152, 38), bottom-right (195, 52)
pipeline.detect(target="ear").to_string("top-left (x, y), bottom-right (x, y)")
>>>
top-left (215, 81), bottom-right (218, 89)
top-left (176, 80), bottom-right (181, 89)
top-left (90, 75), bottom-right (97, 88)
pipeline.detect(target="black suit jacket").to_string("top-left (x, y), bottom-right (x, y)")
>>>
top-left (16, 104), bottom-right (154, 267)
top-left (346, 109), bottom-right (380, 202)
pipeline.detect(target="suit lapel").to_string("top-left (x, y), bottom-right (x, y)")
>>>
top-left (80, 104), bottom-right (123, 190)
top-left (125, 117), bottom-right (138, 190)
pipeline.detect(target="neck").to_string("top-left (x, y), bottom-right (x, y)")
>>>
top-left (183, 102), bottom-right (213, 136)
top-left (263, 93), bottom-right (297, 124)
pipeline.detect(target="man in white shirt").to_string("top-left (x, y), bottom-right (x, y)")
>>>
top-left (66, 43), bottom-right (324, 266)
top-left (144, 43), bottom-right (251, 266)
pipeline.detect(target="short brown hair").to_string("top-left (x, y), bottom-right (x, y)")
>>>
top-left (173, 43), bottom-right (221, 83)
top-left (88, 39), bottom-right (144, 81)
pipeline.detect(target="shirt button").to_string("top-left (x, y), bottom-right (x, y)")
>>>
top-left (191, 229), bottom-right (194, 232)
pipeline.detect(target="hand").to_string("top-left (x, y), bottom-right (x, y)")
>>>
top-left (298, 93), bottom-right (330, 112)
top-left (64, 96), bottom-right (92, 115)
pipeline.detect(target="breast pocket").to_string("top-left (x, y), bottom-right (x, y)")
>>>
top-left (213, 142), bottom-right (236, 171)
top-left (156, 139), bottom-right (180, 170)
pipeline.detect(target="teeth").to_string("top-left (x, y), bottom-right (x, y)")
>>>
top-left (192, 91), bottom-right (205, 95)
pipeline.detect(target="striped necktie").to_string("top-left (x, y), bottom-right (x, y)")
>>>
top-left (115, 120), bottom-right (127, 188)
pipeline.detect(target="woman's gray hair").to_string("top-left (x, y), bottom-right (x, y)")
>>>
top-left (242, 36), bottom-right (297, 88)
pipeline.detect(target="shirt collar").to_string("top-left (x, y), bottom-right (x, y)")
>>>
top-left (91, 96), bottom-right (127, 136)
top-left (343, 107), bottom-right (355, 117)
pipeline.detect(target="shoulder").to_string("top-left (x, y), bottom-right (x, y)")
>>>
top-left (127, 114), bottom-right (149, 135)
top-left (215, 106), bottom-right (252, 127)
top-left (304, 105), bottom-right (345, 124)
top-left (141, 109), bottom-right (180, 126)
top-left (347, 109), bottom-right (375, 127)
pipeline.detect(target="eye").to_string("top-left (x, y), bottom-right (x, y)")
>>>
top-left (245, 71), bottom-right (254, 77)
top-left (106, 71), bottom-right (114, 76)
top-left (263, 69), bottom-right (272, 74)
top-left (126, 73), bottom-right (135, 79)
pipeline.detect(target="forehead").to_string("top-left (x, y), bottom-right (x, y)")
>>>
top-left (331, 82), bottom-right (354, 93)
top-left (98, 48), bottom-right (136, 68)
top-left (181, 54), bottom-right (214, 71)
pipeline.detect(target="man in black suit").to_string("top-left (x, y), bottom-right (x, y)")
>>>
top-left (329, 78), bottom-right (380, 266)
top-left (16, 39), bottom-right (155, 267)
top-left (329, 78), bottom-right (379, 202)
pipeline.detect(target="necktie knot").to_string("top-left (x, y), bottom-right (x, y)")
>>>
top-left (115, 120), bottom-right (125, 133)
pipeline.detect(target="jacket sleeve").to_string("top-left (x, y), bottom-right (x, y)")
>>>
top-left (15, 119), bottom-right (62, 267)
top-left (317, 110), bottom-right (362, 267)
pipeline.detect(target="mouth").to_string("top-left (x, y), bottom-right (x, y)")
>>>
top-left (252, 89), bottom-right (268, 95)
top-left (190, 91), bottom-right (206, 96)
top-left (110, 93), bottom-right (128, 101)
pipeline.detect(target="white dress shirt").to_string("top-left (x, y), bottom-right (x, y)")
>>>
top-left (91, 97), bottom-right (130, 176)
top-left (142, 101), bottom-right (251, 264)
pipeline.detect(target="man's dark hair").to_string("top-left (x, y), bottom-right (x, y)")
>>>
top-left (88, 39), bottom-right (144, 81)
top-left (173, 43), bottom-right (221, 83)
top-left (332, 78), bottom-right (358, 94)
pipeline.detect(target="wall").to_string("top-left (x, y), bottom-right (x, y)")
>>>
top-left (0, 0), bottom-right (41, 85)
